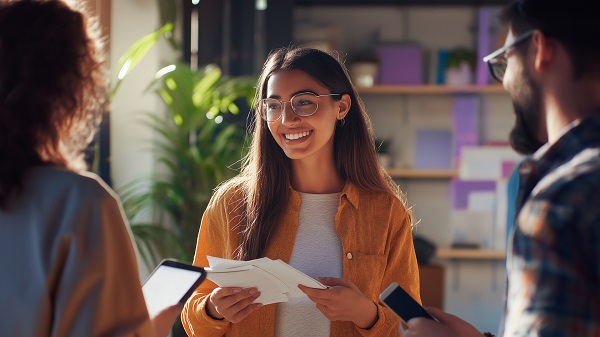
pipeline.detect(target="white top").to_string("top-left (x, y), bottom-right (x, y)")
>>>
top-left (0, 166), bottom-right (155, 337)
top-left (274, 192), bottom-right (343, 337)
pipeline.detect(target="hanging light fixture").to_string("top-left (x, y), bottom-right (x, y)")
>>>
top-left (190, 0), bottom-right (199, 71)
top-left (256, 0), bottom-right (267, 10)
top-left (254, 0), bottom-right (267, 74)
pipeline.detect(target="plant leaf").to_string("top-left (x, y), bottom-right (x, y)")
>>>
top-left (111, 23), bottom-right (174, 99)
top-left (119, 62), bottom-right (256, 266)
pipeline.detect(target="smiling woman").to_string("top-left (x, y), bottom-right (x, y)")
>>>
top-left (181, 47), bottom-right (421, 337)
top-left (263, 69), bottom-right (349, 165)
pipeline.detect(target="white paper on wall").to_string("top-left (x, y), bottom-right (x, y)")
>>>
top-left (459, 146), bottom-right (522, 180)
top-left (467, 191), bottom-right (496, 212)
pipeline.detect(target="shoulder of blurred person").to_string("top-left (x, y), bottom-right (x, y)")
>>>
top-left (0, 164), bottom-right (158, 336)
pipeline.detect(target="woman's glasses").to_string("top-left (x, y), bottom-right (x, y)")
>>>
top-left (259, 92), bottom-right (342, 122)
top-left (483, 30), bottom-right (535, 82)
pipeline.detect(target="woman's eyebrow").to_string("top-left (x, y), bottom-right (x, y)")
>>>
top-left (267, 89), bottom-right (317, 99)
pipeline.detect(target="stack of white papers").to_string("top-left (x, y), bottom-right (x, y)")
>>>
top-left (206, 256), bottom-right (327, 305)
top-left (459, 146), bottom-right (522, 180)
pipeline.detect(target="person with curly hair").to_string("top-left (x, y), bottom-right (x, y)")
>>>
top-left (0, 1), bottom-right (180, 336)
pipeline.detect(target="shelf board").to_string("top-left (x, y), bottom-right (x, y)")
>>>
top-left (295, 0), bottom-right (511, 6)
top-left (436, 248), bottom-right (506, 260)
top-left (386, 168), bottom-right (456, 179)
top-left (357, 84), bottom-right (506, 95)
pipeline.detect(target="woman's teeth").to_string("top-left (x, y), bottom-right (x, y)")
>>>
top-left (285, 131), bottom-right (310, 140)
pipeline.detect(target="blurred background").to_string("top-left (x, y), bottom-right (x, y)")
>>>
top-left (92, 0), bottom-right (516, 335)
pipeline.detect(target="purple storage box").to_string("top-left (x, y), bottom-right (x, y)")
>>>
top-left (377, 45), bottom-right (423, 85)
top-left (453, 96), bottom-right (480, 160)
top-left (414, 129), bottom-right (453, 169)
top-left (450, 180), bottom-right (497, 210)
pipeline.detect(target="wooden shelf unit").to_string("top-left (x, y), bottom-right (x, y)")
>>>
top-left (295, 0), bottom-right (511, 6)
top-left (386, 168), bottom-right (456, 179)
top-left (436, 248), bottom-right (506, 260)
top-left (357, 84), bottom-right (506, 95)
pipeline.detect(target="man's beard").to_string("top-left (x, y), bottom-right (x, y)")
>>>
top-left (509, 69), bottom-right (546, 155)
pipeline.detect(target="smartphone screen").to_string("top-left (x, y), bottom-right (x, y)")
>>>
top-left (142, 259), bottom-right (207, 318)
top-left (379, 282), bottom-right (434, 322)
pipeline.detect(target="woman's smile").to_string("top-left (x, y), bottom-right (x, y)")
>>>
top-left (284, 130), bottom-right (312, 142)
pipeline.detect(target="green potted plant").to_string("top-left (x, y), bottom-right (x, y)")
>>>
top-left (375, 137), bottom-right (393, 168)
top-left (119, 63), bottom-right (256, 267)
top-left (445, 47), bottom-right (476, 86)
top-left (112, 24), bottom-right (256, 267)
top-left (349, 49), bottom-right (379, 87)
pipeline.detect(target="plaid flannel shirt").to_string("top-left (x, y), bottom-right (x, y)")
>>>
top-left (503, 115), bottom-right (600, 337)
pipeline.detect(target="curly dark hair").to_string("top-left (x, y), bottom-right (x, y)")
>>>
top-left (0, 0), bottom-right (108, 208)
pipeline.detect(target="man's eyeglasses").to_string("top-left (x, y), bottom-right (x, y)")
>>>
top-left (259, 92), bottom-right (342, 122)
top-left (483, 30), bottom-right (535, 83)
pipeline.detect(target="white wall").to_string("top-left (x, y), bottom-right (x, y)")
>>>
top-left (110, 0), bottom-right (161, 192)
top-left (110, 0), bottom-right (163, 276)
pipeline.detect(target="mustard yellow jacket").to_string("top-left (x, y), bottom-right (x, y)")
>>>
top-left (181, 181), bottom-right (421, 337)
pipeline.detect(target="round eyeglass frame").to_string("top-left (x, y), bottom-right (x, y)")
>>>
top-left (259, 92), bottom-right (342, 122)
top-left (482, 30), bottom-right (535, 82)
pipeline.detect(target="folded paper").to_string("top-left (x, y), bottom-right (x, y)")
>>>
top-left (206, 256), bottom-right (327, 305)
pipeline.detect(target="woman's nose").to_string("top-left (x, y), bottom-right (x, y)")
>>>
top-left (280, 102), bottom-right (300, 126)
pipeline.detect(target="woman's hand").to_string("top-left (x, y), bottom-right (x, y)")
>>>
top-left (299, 277), bottom-right (378, 329)
top-left (400, 307), bottom-right (484, 337)
top-left (206, 287), bottom-right (263, 323)
top-left (151, 304), bottom-right (184, 337)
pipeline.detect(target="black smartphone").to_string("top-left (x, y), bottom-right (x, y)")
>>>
top-left (142, 259), bottom-right (207, 318)
top-left (379, 282), bottom-right (435, 323)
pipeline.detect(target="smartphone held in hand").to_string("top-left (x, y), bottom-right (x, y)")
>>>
top-left (142, 259), bottom-right (207, 318)
top-left (379, 282), bottom-right (435, 323)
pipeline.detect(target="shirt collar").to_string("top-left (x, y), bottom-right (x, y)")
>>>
top-left (340, 180), bottom-right (359, 209)
top-left (526, 114), bottom-right (600, 178)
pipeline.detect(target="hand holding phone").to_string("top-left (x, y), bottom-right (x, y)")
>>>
top-left (142, 259), bottom-right (207, 318)
top-left (379, 282), bottom-right (435, 323)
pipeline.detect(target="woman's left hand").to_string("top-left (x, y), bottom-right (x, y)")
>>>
top-left (298, 277), bottom-right (378, 329)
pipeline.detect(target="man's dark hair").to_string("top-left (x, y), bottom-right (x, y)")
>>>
top-left (501, 0), bottom-right (600, 79)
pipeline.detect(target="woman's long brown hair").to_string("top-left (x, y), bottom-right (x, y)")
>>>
top-left (224, 47), bottom-right (409, 261)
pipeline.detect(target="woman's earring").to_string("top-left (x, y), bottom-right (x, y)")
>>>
top-left (338, 118), bottom-right (345, 127)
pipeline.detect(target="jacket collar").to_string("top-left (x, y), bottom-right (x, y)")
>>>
top-left (287, 180), bottom-right (359, 210)
top-left (340, 180), bottom-right (359, 209)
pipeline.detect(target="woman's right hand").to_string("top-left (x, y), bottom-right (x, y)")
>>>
top-left (206, 287), bottom-right (263, 323)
